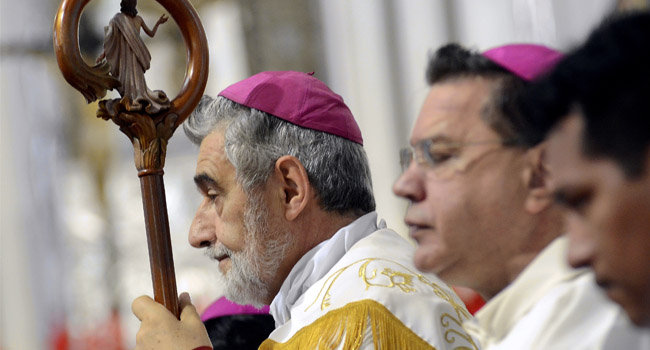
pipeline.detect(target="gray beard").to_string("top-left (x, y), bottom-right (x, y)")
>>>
top-left (206, 190), bottom-right (292, 307)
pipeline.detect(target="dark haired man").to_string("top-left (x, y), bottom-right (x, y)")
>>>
top-left (130, 71), bottom-right (477, 349)
top-left (517, 11), bottom-right (650, 329)
top-left (394, 43), bottom-right (648, 347)
top-left (200, 297), bottom-right (274, 349)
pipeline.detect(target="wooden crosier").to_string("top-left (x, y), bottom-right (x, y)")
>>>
top-left (54, 0), bottom-right (209, 318)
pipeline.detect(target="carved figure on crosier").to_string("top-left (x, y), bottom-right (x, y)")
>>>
top-left (95, 0), bottom-right (170, 117)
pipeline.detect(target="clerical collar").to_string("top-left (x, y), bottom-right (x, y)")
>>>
top-left (269, 211), bottom-right (385, 326)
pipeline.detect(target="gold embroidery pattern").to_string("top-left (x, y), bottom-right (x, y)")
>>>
top-left (441, 312), bottom-right (478, 349)
top-left (305, 258), bottom-right (479, 350)
top-left (260, 299), bottom-right (437, 350)
top-left (380, 268), bottom-right (416, 292)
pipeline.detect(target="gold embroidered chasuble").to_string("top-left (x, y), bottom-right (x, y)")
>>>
top-left (260, 213), bottom-right (478, 349)
top-left (463, 236), bottom-right (650, 349)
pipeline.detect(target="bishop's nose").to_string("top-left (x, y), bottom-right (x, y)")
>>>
top-left (565, 217), bottom-right (596, 269)
top-left (189, 201), bottom-right (216, 248)
top-left (393, 165), bottom-right (426, 203)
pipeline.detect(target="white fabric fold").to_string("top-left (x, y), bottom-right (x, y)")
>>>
top-left (269, 212), bottom-right (385, 326)
top-left (464, 236), bottom-right (650, 349)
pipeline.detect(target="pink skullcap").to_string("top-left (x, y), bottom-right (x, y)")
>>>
top-left (200, 297), bottom-right (270, 322)
top-left (482, 44), bottom-right (563, 81)
top-left (219, 71), bottom-right (363, 145)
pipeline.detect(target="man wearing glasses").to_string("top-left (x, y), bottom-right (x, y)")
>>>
top-left (394, 43), bottom-right (647, 348)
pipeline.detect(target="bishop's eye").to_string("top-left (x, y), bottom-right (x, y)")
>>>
top-left (554, 188), bottom-right (593, 213)
top-left (207, 190), bottom-right (220, 202)
top-left (425, 143), bottom-right (457, 166)
top-left (428, 151), bottom-right (454, 165)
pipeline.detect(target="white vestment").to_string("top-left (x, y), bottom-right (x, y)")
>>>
top-left (260, 212), bottom-right (479, 349)
top-left (464, 236), bottom-right (650, 349)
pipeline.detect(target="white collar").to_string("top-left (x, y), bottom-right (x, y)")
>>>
top-left (269, 211), bottom-right (385, 326)
top-left (472, 235), bottom-right (585, 341)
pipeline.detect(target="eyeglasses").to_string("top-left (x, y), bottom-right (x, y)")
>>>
top-left (399, 138), bottom-right (518, 172)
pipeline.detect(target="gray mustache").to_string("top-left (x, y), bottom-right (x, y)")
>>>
top-left (205, 244), bottom-right (232, 260)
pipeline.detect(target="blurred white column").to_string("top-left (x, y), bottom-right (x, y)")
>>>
top-left (200, 0), bottom-right (250, 95)
top-left (1, 0), bottom-right (68, 347)
top-left (319, 0), bottom-right (452, 237)
top-left (513, 0), bottom-right (616, 50)
top-left (1, 111), bottom-right (42, 350)
top-left (450, 0), bottom-right (616, 51)
top-left (1, 57), bottom-right (67, 350)
top-left (390, 0), bottom-right (451, 136)
top-left (451, 0), bottom-right (518, 50)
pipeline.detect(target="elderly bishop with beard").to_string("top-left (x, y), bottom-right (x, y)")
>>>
top-left (131, 71), bottom-right (478, 350)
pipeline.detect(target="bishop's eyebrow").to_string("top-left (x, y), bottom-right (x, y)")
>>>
top-left (193, 174), bottom-right (222, 192)
top-left (410, 134), bottom-right (453, 146)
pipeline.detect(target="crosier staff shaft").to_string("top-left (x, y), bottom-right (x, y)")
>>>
top-left (53, 0), bottom-right (209, 318)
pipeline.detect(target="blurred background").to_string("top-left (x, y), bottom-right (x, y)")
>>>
top-left (1, 0), bottom-right (647, 348)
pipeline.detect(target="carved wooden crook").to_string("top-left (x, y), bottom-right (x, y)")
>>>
top-left (54, 0), bottom-right (209, 318)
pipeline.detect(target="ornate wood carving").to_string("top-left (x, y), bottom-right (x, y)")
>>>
top-left (54, 0), bottom-right (209, 318)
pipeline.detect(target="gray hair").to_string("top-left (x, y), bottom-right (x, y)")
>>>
top-left (183, 95), bottom-right (376, 216)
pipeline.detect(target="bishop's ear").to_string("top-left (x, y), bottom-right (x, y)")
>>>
top-left (523, 143), bottom-right (553, 214)
top-left (274, 155), bottom-right (311, 221)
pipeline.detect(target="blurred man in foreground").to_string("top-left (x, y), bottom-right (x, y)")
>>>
top-left (394, 43), bottom-right (648, 347)
top-left (517, 11), bottom-right (650, 328)
top-left (131, 71), bottom-right (477, 349)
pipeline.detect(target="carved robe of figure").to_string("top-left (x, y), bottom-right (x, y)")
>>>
top-left (103, 12), bottom-right (170, 114)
